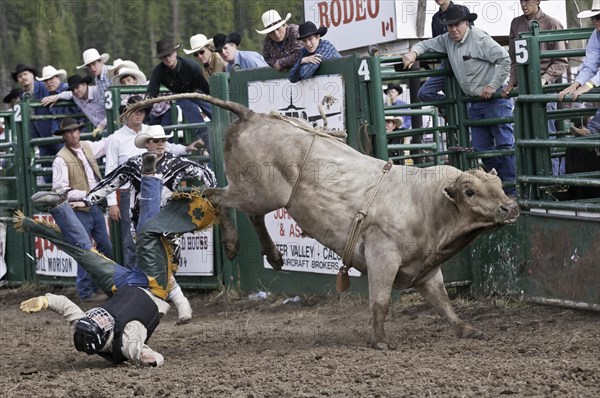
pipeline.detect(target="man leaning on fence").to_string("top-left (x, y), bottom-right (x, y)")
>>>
top-left (402, 7), bottom-right (516, 195)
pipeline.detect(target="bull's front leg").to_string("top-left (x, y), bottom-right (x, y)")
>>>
top-left (414, 268), bottom-right (485, 339)
top-left (204, 187), bottom-right (239, 260)
top-left (247, 214), bottom-right (283, 270)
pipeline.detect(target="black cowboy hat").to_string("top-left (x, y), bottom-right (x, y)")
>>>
top-left (53, 117), bottom-right (86, 136)
top-left (3, 88), bottom-right (22, 104)
top-left (296, 21), bottom-right (327, 40)
top-left (119, 95), bottom-right (152, 114)
top-left (384, 82), bottom-right (403, 95)
top-left (67, 74), bottom-right (94, 91)
top-left (12, 64), bottom-right (38, 81)
top-left (213, 32), bottom-right (242, 52)
top-left (441, 7), bottom-right (478, 25)
top-left (156, 39), bottom-right (182, 58)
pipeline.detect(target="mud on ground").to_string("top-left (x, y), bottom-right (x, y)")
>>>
top-left (0, 286), bottom-right (599, 397)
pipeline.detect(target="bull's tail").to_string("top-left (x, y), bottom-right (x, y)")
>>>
top-left (121, 93), bottom-right (253, 122)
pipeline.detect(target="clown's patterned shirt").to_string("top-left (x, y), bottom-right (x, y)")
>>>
top-left (86, 152), bottom-right (216, 227)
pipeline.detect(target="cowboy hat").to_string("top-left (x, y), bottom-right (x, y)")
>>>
top-left (3, 88), bottom-right (22, 104)
top-left (385, 115), bottom-right (403, 129)
top-left (11, 64), bottom-right (38, 81)
top-left (213, 32), bottom-right (242, 52)
top-left (109, 59), bottom-right (139, 78)
top-left (118, 94), bottom-right (152, 114)
top-left (36, 65), bottom-right (67, 82)
top-left (578, 0), bottom-right (600, 18)
top-left (384, 82), bottom-right (403, 95)
top-left (134, 125), bottom-right (173, 148)
top-left (156, 39), bottom-right (182, 58)
top-left (256, 10), bottom-right (292, 34)
top-left (53, 117), bottom-right (86, 136)
top-left (67, 74), bottom-right (94, 91)
top-left (184, 34), bottom-right (214, 54)
top-left (77, 48), bottom-right (110, 69)
top-left (111, 67), bottom-right (147, 85)
top-left (296, 21), bottom-right (327, 40)
top-left (441, 7), bottom-right (478, 25)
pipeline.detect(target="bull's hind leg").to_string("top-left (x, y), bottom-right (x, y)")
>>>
top-left (248, 214), bottom-right (283, 270)
top-left (204, 188), bottom-right (239, 260)
top-left (414, 268), bottom-right (485, 339)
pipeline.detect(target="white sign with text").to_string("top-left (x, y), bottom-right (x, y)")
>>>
top-left (177, 227), bottom-right (214, 276)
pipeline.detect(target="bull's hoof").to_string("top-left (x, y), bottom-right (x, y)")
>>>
top-left (368, 340), bottom-right (397, 351)
top-left (458, 325), bottom-right (487, 340)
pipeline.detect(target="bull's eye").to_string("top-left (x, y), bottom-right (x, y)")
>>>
top-left (465, 189), bottom-right (475, 197)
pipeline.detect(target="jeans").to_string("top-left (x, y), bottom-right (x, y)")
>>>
top-left (469, 98), bottom-right (516, 194)
top-left (546, 102), bottom-right (565, 175)
top-left (119, 189), bottom-right (137, 269)
top-left (73, 205), bottom-right (114, 300)
top-left (587, 106), bottom-right (600, 135)
top-left (146, 110), bottom-right (172, 127)
top-left (176, 99), bottom-right (212, 148)
top-left (138, 176), bottom-right (162, 231)
top-left (417, 60), bottom-right (448, 104)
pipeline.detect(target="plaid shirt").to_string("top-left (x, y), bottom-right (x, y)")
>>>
top-left (289, 39), bottom-right (341, 83)
top-left (95, 64), bottom-right (112, 96)
top-left (262, 24), bottom-right (303, 70)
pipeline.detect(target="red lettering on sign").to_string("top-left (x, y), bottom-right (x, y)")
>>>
top-left (330, 0), bottom-right (341, 27)
top-left (367, 0), bottom-right (379, 18)
top-left (317, 0), bottom-right (380, 28)
top-left (342, 0), bottom-right (354, 24)
top-left (318, 2), bottom-right (330, 27)
top-left (356, 0), bottom-right (366, 21)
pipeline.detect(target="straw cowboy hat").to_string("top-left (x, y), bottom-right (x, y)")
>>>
top-left (184, 34), bottom-right (214, 54)
top-left (111, 67), bottom-right (147, 85)
top-left (36, 65), bottom-right (67, 82)
top-left (156, 39), bottom-right (182, 58)
top-left (77, 48), bottom-right (110, 69)
top-left (134, 125), bottom-right (173, 148)
top-left (67, 74), bottom-right (94, 90)
top-left (441, 7), bottom-right (478, 25)
top-left (53, 118), bottom-right (86, 136)
top-left (11, 64), bottom-right (38, 81)
top-left (296, 21), bottom-right (328, 40)
top-left (578, 0), bottom-right (600, 18)
top-left (213, 32), bottom-right (242, 52)
top-left (385, 115), bottom-right (403, 129)
top-left (109, 59), bottom-right (139, 78)
top-left (256, 10), bottom-right (292, 34)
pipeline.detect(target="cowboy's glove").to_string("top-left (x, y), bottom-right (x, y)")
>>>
top-left (20, 296), bottom-right (49, 313)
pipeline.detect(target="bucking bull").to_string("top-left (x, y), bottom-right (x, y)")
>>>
top-left (126, 94), bottom-right (520, 350)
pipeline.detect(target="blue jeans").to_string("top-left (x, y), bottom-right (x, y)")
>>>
top-left (417, 60), bottom-right (448, 104)
top-left (138, 176), bottom-right (162, 231)
top-left (546, 102), bottom-right (565, 175)
top-left (119, 189), bottom-right (137, 269)
top-left (176, 99), bottom-right (211, 148)
top-left (73, 205), bottom-right (113, 300)
top-left (146, 110), bottom-right (172, 127)
top-left (469, 98), bottom-right (516, 194)
top-left (587, 106), bottom-right (600, 135)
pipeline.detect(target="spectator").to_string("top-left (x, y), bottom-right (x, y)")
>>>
top-left (213, 32), bottom-right (268, 71)
top-left (43, 75), bottom-right (107, 137)
top-left (503, 0), bottom-right (568, 175)
top-left (385, 83), bottom-right (412, 130)
top-left (3, 88), bottom-right (21, 109)
top-left (37, 65), bottom-right (83, 134)
top-left (12, 64), bottom-right (57, 181)
top-left (417, 0), bottom-right (472, 108)
top-left (257, 10), bottom-right (302, 72)
top-left (289, 22), bottom-right (341, 83)
top-left (403, 7), bottom-right (515, 194)
top-left (52, 118), bottom-right (113, 302)
top-left (559, 1), bottom-right (600, 136)
top-left (77, 48), bottom-right (113, 98)
top-left (184, 34), bottom-right (227, 80)
top-left (147, 39), bottom-right (212, 146)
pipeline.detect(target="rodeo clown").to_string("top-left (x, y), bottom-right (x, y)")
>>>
top-left (16, 153), bottom-right (216, 366)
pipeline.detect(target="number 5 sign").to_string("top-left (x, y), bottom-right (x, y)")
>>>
top-left (515, 39), bottom-right (529, 65)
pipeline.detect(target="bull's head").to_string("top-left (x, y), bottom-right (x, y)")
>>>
top-left (443, 169), bottom-right (520, 229)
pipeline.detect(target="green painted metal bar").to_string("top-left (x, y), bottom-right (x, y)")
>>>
top-left (519, 200), bottom-right (600, 212)
top-left (367, 56), bottom-right (389, 161)
top-left (518, 139), bottom-right (600, 148)
top-left (519, 176), bottom-right (600, 187)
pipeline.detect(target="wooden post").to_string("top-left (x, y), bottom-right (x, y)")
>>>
top-left (417, 0), bottom-right (427, 38)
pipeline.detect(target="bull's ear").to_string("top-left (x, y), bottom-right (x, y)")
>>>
top-left (443, 186), bottom-right (457, 202)
top-left (488, 168), bottom-right (498, 176)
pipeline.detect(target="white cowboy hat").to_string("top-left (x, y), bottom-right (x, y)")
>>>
top-left (36, 65), bottom-right (67, 81)
top-left (256, 10), bottom-right (291, 34)
top-left (111, 67), bottom-right (147, 85)
top-left (134, 125), bottom-right (173, 148)
top-left (578, 0), bottom-right (600, 18)
top-left (77, 48), bottom-right (110, 69)
top-left (184, 34), bottom-right (214, 54)
top-left (385, 115), bottom-right (403, 129)
top-left (109, 59), bottom-right (139, 78)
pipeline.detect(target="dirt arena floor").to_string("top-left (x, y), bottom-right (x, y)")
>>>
top-left (0, 285), bottom-right (599, 398)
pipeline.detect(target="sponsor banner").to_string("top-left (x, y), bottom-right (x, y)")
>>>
top-left (248, 75), bottom-right (345, 131)
top-left (34, 213), bottom-right (78, 277)
top-left (177, 227), bottom-right (214, 276)
top-left (263, 208), bottom-right (361, 277)
top-left (0, 223), bottom-right (6, 279)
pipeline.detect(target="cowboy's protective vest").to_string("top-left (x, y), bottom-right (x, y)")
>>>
top-left (97, 286), bottom-right (161, 364)
top-left (56, 142), bottom-right (102, 211)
